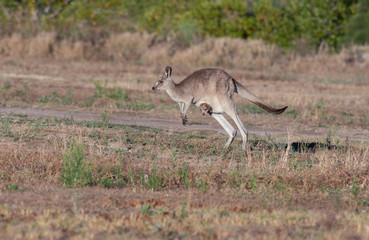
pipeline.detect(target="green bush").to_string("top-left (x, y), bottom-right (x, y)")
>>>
top-left (345, 0), bottom-right (369, 45)
top-left (253, 0), bottom-right (298, 48)
top-left (0, 0), bottom-right (361, 51)
top-left (60, 141), bottom-right (92, 187)
top-left (253, 0), bottom-right (357, 51)
top-left (147, 164), bottom-right (162, 191)
top-left (140, 0), bottom-right (251, 45)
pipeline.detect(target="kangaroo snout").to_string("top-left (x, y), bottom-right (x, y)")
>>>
top-left (152, 83), bottom-right (158, 91)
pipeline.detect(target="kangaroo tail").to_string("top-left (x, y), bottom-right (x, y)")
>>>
top-left (233, 79), bottom-right (288, 114)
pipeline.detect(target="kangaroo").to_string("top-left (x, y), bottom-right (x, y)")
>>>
top-left (152, 66), bottom-right (287, 151)
top-left (199, 103), bottom-right (213, 116)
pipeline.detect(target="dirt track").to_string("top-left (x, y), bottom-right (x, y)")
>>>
top-left (1, 107), bottom-right (368, 143)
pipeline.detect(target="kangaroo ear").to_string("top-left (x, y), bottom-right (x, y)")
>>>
top-left (165, 66), bottom-right (172, 77)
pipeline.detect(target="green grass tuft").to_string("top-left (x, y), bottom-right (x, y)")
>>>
top-left (60, 141), bottom-right (92, 188)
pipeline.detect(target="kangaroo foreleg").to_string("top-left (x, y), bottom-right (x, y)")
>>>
top-left (179, 101), bottom-right (191, 125)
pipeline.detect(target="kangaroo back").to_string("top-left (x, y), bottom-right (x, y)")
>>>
top-left (233, 79), bottom-right (287, 114)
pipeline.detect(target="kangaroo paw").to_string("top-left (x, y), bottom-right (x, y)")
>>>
top-left (182, 115), bottom-right (188, 126)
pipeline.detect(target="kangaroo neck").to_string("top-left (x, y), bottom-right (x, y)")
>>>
top-left (166, 81), bottom-right (184, 102)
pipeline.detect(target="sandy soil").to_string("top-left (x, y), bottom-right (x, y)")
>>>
top-left (1, 106), bottom-right (368, 143)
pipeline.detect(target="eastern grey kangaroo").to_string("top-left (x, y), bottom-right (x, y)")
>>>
top-left (152, 66), bottom-right (287, 151)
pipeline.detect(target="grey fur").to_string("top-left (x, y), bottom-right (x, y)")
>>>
top-left (152, 66), bottom-right (288, 151)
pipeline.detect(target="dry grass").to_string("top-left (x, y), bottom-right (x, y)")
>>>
top-left (1, 32), bottom-right (369, 75)
top-left (172, 38), bottom-right (278, 69)
top-left (1, 114), bottom-right (367, 187)
top-left (2, 204), bottom-right (368, 239)
top-left (0, 113), bottom-right (368, 239)
top-left (0, 32), bottom-right (369, 239)
top-left (105, 32), bottom-right (154, 61)
top-left (0, 57), bottom-right (368, 131)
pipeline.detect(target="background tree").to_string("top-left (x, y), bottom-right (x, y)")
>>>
top-left (345, 0), bottom-right (369, 45)
top-left (0, 0), bottom-right (364, 51)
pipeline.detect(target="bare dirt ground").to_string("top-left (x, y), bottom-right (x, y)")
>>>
top-left (0, 58), bottom-right (368, 239)
top-left (0, 57), bottom-right (368, 144)
top-left (1, 106), bottom-right (368, 143)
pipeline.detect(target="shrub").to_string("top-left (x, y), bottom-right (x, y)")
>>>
top-left (253, 0), bottom-right (357, 51)
top-left (345, 0), bottom-right (369, 45)
top-left (0, 0), bottom-right (361, 52)
top-left (60, 141), bottom-right (92, 187)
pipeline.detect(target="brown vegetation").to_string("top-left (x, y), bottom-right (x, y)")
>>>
top-left (0, 112), bottom-right (368, 239)
top-left (0, 33), bottom-right (369, 239)
top-left (1, 32), bottom-right (369, 74)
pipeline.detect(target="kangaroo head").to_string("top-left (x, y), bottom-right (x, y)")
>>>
top-left (152, 66), bottom-right (172, 91)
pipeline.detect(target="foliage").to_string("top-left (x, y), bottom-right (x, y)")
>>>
top-left (60, 141), bottom-right (92, 187)
top-left (253, 0), bottom-right (298, 48)
top-left (147, 164), bottom-right (162, 191)
top-left (141, 0), bottom-right (251, 45)
top-left (4, 184), bottom-right (19, 191)
top-left (0, 0), bottom-right (363, 50)
top-left (253, 0), bottom-right (357, 51)
top-left (345, 0), bottom-right (369, 44)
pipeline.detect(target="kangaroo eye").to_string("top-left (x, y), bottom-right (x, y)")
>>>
top-left (159, 80), bottom-right (163, 84)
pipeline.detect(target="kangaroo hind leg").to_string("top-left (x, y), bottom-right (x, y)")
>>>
top-left (212, 114), bottom-right (237, 148)
top-left (222, 99), bottom-right (248, 151)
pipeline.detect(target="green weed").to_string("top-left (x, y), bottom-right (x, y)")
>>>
top-left (274, 178), bottom-right (287, 192)
top-left (4, 184), bottom-right (19, 191)
top-left (129, 165), bottom-right (135, 185)
top-left (195, 177), bottom-right (207, 193)
top-left (101, 175), bottom-right (113, 188)
top-left (352, 177), bottom-right (359, 199)
top-left (3, 82), bottom-right (12, 90)
top-left (200, 178), bottom-right (207, 193)
top-left (285, 107), bottom-right (297, 118)
top-left (38, 91), bottom-right (63, 104)
top-left (139, 169), bottom-right (145, 185)
top-left (100, 110), bottom-right (111, 128)
top-left (38, 95), bottom-right (49, 103)
top-left (250, 173), bottom-right (257, 191)
top-left (60, 141), bottom-right (92, 187)
top-left (147, 164), bottom-right (162, 191)
top-left (61, 90), bottom-right (74, 105)
top-left (123, 92), bottom-right (129, 101)
top-left (34, 119), bottom-right (41, 135)
top-left (141, 203), bottom-right (153, 216)
top-left (107, 88), bottom-right (123, 100)
top-left (171, 147), bottom-right (177, 168)
top-left (1, 118), bottom-right (11, 136)
top-left (178, 163), bottom-right (191, 187)
top-left (93, 80), bottom-right (105, 98)
top-left (181, 198), bottom-right (187, 220)
top-left (115, 101), bottom-right (122, 108)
